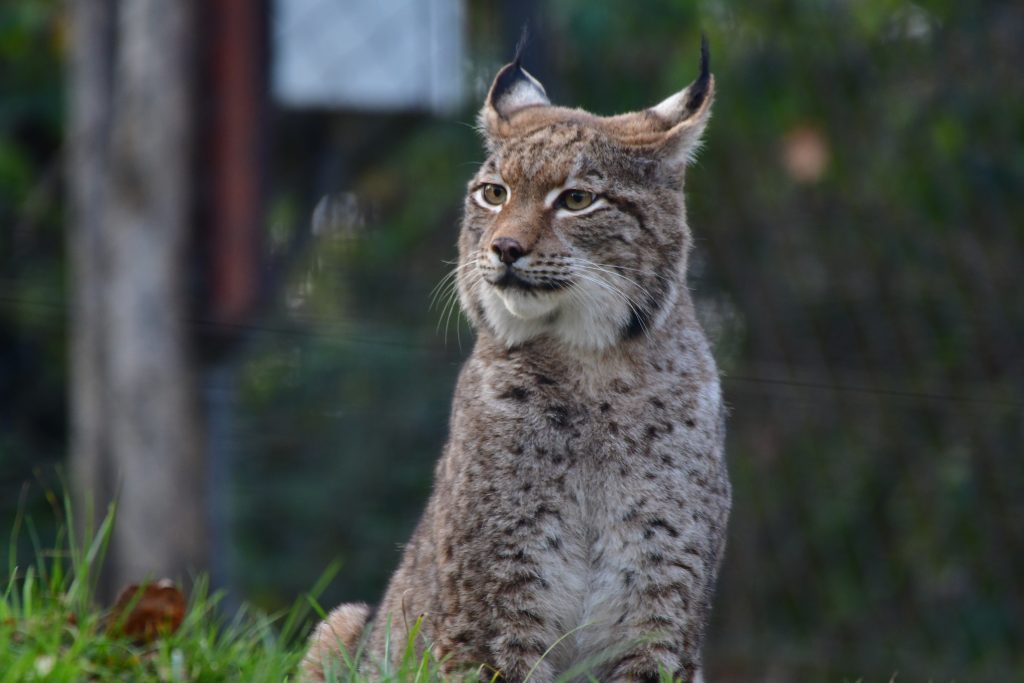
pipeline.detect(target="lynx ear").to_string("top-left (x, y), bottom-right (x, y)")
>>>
top-left (479, 60), bottom-right (550, 138)
top-left (650, 35), bottom-right (715, 166)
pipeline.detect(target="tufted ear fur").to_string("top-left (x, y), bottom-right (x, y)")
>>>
top-left (479, 59), bottom-right (550, 140)
top-left (647, 35), bottom-right (715, 166)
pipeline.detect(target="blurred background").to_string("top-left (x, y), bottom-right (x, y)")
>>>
top-left (1, 0), bottom-right (1022, 680)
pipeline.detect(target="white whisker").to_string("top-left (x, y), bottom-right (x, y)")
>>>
top-left (570, 257), bottom-right (655, 302)
top-left (429, 261), bottom-right (475, 309)
top-left (572, 270), bottom-right (652, 339)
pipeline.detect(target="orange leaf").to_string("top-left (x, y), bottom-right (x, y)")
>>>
top-left (106, 579), bottom-right (186, 643)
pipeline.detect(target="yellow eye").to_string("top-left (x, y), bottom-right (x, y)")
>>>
top-left (560, 189), bottom-right (595, 211)
top-left (481, 183), bottom-right (508, 206)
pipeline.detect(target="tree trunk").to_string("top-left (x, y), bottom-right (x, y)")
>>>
top-left (68, 0), bottom-right (207, 599)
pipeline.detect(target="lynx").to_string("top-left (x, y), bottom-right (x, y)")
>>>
top-left (304, 38), bottom-right (731, 683)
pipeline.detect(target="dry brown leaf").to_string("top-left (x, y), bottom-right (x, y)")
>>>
top-left (106, 579), bottom-right (185, 643)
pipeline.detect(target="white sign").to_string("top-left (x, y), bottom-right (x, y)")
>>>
top-left (272, 0), bottom-right (465, 113)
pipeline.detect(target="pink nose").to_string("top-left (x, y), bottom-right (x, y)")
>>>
top-left (491, 237), bottom-right (526, 264)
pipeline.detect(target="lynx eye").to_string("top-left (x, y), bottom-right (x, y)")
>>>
top-left (559, 189), bottom-right (596, 211)
top-left (480, 183), bottom-right (508, 206)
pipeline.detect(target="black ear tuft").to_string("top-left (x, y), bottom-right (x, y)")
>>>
top-left (513, 24), bottom-right (530, 66)
top-left (684, 34), bottom-right (711, 116)
top-left (479, 29), bottom-right (550, 136)
top-left (647, 34), bottom-right (715, 165)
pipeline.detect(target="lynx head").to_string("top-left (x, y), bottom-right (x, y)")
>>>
top-left (457, 39), bottom-right (714, 351)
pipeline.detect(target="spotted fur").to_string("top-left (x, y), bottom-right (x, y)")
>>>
top-left (304, 40), bottom-right (730, 683)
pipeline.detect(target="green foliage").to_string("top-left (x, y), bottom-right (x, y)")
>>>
top-left (0, 0), bottom-right (66, 573)
top-left (2, 502), bottom-right (323, 682)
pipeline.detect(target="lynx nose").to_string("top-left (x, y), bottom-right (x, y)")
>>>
top-left (491, 237), bottom-right (526, 265)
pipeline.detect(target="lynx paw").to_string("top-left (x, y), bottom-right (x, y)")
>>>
top-left (301, 602), bottom-right (371, 681)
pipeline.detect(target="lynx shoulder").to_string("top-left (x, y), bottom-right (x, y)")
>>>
top-left (304, 38), bottom-right (731, 683)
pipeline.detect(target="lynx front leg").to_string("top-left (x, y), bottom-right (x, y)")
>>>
top-left (434, 645), bottom-right (556, 683)
top-left (432, 624), bottom-right (551, 683)
top-left (605, 642), bottom-right (698, 683)
top-left (488, 643), bottom-right (557, 683)
top-left (602, 535), bottom-right (717, 683)
top-left (618, 666), bottom-right (704, 683)
top-left (435, 555), bottom-right (561, 683)
top-left (477, 593), bottom-right (561, 683)
top-left (434, 624), bottom-right (558, 683)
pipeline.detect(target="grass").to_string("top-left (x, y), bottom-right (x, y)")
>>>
top-left (1, 498), bottom-right (646, 682)
top-left (2, 498), bottom-right (328, 682)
